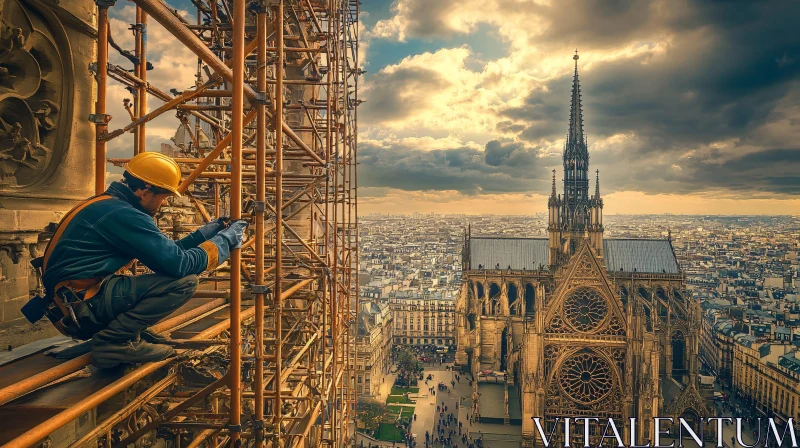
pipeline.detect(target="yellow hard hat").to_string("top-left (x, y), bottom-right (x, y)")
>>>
top-left (124, 152), bottom-right (182, 197)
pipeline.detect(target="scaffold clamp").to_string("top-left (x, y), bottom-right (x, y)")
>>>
top-left (88, 62), bottom-right (113, 75)
top-left (251, 284), bottom-right (269, 295)
top-left (252, 201), bottom-right (266, 213)
top-left (249, 93), bottom-right (269, 106)
top-left (88, 114), bottom-right (112, 124)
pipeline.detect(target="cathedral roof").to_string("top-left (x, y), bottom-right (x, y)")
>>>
top-left (603, 239), bottom-right (680, 274)
top-left (469, 237), bottom-right (550, 271)
top-left (468, 237), bottom-right (681, 274)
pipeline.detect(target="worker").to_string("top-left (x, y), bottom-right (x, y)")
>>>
top-left (21, 152), bottom-right (247, 369)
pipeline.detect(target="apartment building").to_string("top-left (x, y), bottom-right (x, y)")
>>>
top-left (732, 335), bottom-right (800, 426)
top-left (355, 301), bottom-right (393, 397)
top-left (389, 291), bottom-right (455, 347)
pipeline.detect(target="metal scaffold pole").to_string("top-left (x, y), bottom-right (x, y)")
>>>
top-left (254, 2), bottom-right (267, 447)
top-left (228, 0), bottom-right (246, 444)
top-left (274, 0), bottom-right (285, 441)
top-left (0, 0), bottom-right (360, 446)
top-left (94, 1), bottom-right (109, 194)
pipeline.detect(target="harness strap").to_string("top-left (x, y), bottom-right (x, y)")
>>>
top-left (41, 195), bottom-right (113, 320)
top-left (42, 194), bottom-right (113, 273)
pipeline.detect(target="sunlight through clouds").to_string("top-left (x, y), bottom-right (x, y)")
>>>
top-left (358, 0), bottom-right (800, 214)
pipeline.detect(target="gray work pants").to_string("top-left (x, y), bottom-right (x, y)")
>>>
top-left (86, 274), bottom-right (198, 343)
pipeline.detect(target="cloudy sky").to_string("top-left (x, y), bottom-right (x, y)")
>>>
top-left (111, 0), bottom-right (800, 215)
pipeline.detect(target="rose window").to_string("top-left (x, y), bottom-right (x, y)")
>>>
top-left (563, 287), bottom-right (607, 332)
top-left (558, 350), bottom-right (613, 404)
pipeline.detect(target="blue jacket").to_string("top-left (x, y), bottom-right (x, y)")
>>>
top-left (42, 181), bottom-right (231, 293)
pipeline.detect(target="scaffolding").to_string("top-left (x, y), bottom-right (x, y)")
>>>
top-left (0, 0), bottom-right (359, 446)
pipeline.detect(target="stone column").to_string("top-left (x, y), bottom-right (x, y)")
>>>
top-left (504, 383), bottom-right (510, 425)
top-left (455, 281), bottom-right (469, 367)
top-left (500, 280), bottom-right (508, 315)
top-left (665, 337), bottom-right (674, 378)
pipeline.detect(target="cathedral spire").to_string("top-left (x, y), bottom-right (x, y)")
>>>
top-left (568, 49), bottom-right (585, 149)
top-left (595, 169), bottom-right (600, 199)
top-left (561, 50), bottom-right (590, 231)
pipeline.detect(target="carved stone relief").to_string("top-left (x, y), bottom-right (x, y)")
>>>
top-left (0, 0), bottom-right (72, 189)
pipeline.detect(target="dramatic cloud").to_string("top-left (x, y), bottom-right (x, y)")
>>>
top-left (359, 0), bottom-right (800, 210)
top-left (359, 136), bottom-right (557, 195)
top-left (360, 47), bottom-right (513, 139)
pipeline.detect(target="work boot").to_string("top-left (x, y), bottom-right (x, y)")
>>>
top-left (140, 328), bottom-right (173, 345)
top-left (90, 339), bottom-right (176, 369)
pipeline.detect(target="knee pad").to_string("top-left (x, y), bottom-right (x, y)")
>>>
top-left (177, 275), bottom-right (199, 294)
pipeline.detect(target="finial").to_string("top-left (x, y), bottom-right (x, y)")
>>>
top-left (568, 50), bottom-right (584, 147)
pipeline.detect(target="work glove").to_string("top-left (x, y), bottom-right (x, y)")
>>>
top-left (217, 219), bottom-right (248, 249)
top-left (198, 216), bottom-right (230, 239)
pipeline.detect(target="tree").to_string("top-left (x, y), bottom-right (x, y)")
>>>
top-left (356, 398), bottom-right (391, 432)
top-left (395, 347), bottom-right (423, 387)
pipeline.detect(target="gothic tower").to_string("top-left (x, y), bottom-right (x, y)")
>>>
top-left (549, 51), bottom-right (603, 265)
top-left (459, 51), bottom-right (707, 448)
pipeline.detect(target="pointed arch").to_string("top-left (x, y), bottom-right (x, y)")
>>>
top-left (673, 288), bottom-right (685, 304)
top-left (525, 283), bottom-right (535, 316)
top-left (672, 330), bottom-right (686, 373)
top-left (618, 285), bottom-right (629, 308)
top-left (642, 304), bottom-right (653, 332)
top-left (508, 283), bottom-right (519, 315)
top-left (489, 283), bottom-right (501, 315)
top-left (489, 283), bottom-right (501, 299)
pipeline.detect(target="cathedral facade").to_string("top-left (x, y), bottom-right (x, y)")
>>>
top-left (454, 53), bottom-right (708, 446)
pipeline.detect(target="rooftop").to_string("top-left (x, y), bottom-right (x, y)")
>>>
top-left (468, 237), bottom-right (680, 274)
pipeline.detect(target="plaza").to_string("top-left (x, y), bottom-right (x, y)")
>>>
top-left (356, 359), bottom-right (522, 448)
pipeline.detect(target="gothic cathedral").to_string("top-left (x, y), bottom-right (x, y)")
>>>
top-left (454, 52), bottom-right (709, 446)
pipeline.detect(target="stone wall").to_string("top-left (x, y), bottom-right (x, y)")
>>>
top-left (0, 0), bottom-right (96, 329)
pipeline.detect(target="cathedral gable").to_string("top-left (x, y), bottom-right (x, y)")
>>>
top-left (544, 240), bottom-right (627, 337)
top-left (663, 382), bottom-right (712, 420)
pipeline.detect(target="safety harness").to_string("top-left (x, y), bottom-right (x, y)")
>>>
top-left (22, 194), bottom-right (113, 339)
